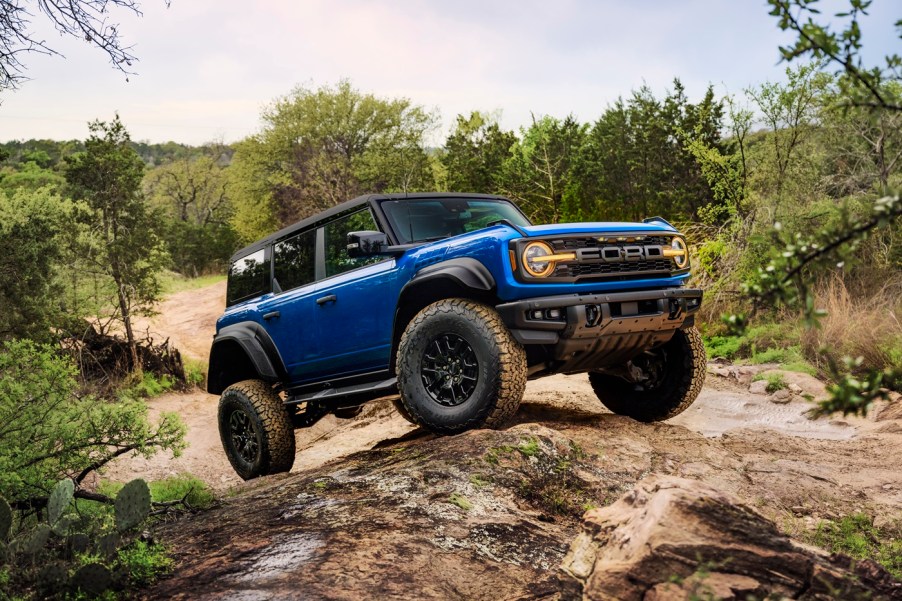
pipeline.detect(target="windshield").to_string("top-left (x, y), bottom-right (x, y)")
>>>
top-left (380, 198), bottom-right (531, 244)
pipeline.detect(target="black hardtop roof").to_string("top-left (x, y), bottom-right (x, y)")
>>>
top-left (229, 192), bottom-right (512, 262)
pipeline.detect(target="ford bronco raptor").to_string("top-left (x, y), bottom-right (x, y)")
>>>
top-left (209, 193), bottom-right (704, 479)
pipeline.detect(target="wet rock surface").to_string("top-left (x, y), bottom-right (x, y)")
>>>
top-left (561, 475), bottom-right (901, 600)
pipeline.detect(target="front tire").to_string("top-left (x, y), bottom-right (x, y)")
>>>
top-left (397, 299), bottom-right (526, 434)
top-left (589, 326), bottom-right (706, 422)
top-left (218, 379), bottom-right (296, 480)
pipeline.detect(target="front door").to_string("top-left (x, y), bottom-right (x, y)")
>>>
top-left (308, 208), bottom-right (400, 378)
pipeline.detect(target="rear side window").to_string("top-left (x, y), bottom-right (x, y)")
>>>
top-left (273, 229), bottom-right (316, 292)
top-left (227, 249), bottom-right (269, 305)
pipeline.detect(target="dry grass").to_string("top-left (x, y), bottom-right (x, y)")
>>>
top-left (801, 275), bottom-right (902, 374)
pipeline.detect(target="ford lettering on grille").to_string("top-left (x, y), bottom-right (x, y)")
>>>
top-left (576, 245), bottom-right (664, 264)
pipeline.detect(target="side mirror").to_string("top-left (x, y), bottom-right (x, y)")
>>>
top-left (347, 230), bottom-right (389, 258)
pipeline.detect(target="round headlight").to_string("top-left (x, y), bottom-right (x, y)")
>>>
top-left (670, 237), bottom-right (688, 268)
top-left (522, 241), bottom-right (555, 277)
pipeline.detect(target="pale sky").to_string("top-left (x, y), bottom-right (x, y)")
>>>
top-left (0, 0), bottom-right (898, 145)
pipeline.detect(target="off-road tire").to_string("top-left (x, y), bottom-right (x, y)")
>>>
top-left (218, 379), bottom-right (296, 480)
top-left (397, 299), bottom-right (526, 434)
top-left (589, 326), bottom-right (706, 422)
top-left (391, 395), bottom-right (417, 425)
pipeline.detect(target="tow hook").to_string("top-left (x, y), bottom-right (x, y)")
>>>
top-left (668, 297), bottom-right (686, 320)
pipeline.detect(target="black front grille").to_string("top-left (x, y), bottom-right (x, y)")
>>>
top-left (562, 259), bottom-right (673, 278)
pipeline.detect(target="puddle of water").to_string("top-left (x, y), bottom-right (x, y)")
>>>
top-left (672, 390), bottom-right (858, 440)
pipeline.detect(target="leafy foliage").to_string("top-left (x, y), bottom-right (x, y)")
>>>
top-left (0, 187), bottom-right (71, 341)
top-left (0, 339), bottom-right (185, 504)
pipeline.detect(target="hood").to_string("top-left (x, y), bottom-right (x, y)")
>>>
top-left (520, 221), bottom-right (678, 237)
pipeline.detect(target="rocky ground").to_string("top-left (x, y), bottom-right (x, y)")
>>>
top-left (107, 282), bottom-right (902, 600)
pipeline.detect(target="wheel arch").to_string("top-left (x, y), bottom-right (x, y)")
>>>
top-left (390, 258), bottom-right (498, 374)
top-left (207, 322), bottom-right (287, 395)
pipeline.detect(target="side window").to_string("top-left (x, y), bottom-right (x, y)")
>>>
top-left (273, 229), bottom-right (316, 292)
top-left (323, 209), bottom-right (383, 277)
top-left (227, 249), bottom-right (269, 305)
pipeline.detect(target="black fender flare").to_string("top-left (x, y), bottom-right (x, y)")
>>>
top-left (207, 321), bottom-right (287, 394)
top-left (390, 258), bottom-right (497, 373)
top-left (403, 257), bottom-right (496, 294)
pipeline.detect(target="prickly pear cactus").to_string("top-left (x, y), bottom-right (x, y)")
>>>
top-left (48, 479), bottom-right (74, 526)
top-left (52, 516), bottom-right (73, 537)
top-left (23, 524), bottom-right (51, 555)
top-left (67, 532), bottom-right (91, 556)
top-left (0, 497), bottom-right (11, 542)
top-left (37, 561), bottom-right (68, 594)
top-left (97, 532), bottom-right (121, 559)
top-left (115, 478), bottom-right (151, 532)
top-left (72, 562), bottom-right (113, 596)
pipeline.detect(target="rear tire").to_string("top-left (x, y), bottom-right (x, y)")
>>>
top-left (218, 379), bottom-right (296, 480)
top-left (589, 326), bottom-right (706, 422)
top-left (397, 299), bottom-right (526, 434)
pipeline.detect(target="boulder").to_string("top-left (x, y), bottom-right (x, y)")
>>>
top-left (560, 475), bottom-right (901, 600)
top-left (769, 389), bottom-right (792, 404)
top-left (748, 379), bottom-right (769, 395)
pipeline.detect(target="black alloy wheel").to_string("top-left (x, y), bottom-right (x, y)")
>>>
top-left (421, 333), bottom-right (480, 406)
top-left (228, 408), bottom-right (260, 464)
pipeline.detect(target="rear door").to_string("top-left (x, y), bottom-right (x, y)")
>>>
top-left (258, 228), bottom-right (321, 381)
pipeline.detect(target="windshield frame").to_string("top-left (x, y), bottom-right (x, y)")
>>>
top-left (376, 196), bottom-right (531, 245)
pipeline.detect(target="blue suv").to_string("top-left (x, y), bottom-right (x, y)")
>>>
top-left (209, 193), bottom-right (705, 479)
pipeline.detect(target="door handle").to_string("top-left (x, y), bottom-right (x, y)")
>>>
top-left (316, 294), bottom-right (337, 306)
top-left (262, 311), bottom-right (281, 321)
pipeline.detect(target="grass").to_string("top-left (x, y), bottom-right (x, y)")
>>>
top-left (802, 276), bottom-right (902, 382)
top-left (117, 540), bottom-right (174, 587)
top-left (448, 492), bottom-right (473, 511)
top-left (752, 372), bottom-right (787, 393)
top-left (118, 371), bottom-right (175, 401)
top-left (183, 357), bottom-right (206, 388)
top-left (469, 474), bottom-right (491, 488)
top-left (517, 438), bottom-right (540, 457)
top-left (809, 513), bottom-right (902, 579)
top-left (159, 271), bottom-right (226, 296)
top-left (100, 473), bottom-right (216, 510)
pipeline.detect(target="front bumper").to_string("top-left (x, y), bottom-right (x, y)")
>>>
top-left (496, 288), bottom-right (702, 374)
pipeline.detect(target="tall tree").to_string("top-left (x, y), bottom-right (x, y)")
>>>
top-left (144, 147), bottom-right (238, 274)
top-left (441, 111), bottom-right (516, 193)
top-left (230, 80), bottom-right (435, 240)
top-left (65, 115), bottom-right (167, 371)
top-left (746, 63), bottom-right (831, 196)
top-left (500, 114), bottom-right (586, 224)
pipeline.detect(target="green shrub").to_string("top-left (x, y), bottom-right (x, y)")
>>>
top-left (704, 335), bottom-right (743, 359)
top-left (0, 340), bottom-right (185, 502)
top-left (752, 372), bottom-right (787, 393)
top-left (697, 238), bottom-right (727, 278)
top-left (100, 474), bottom-right (215, 511)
